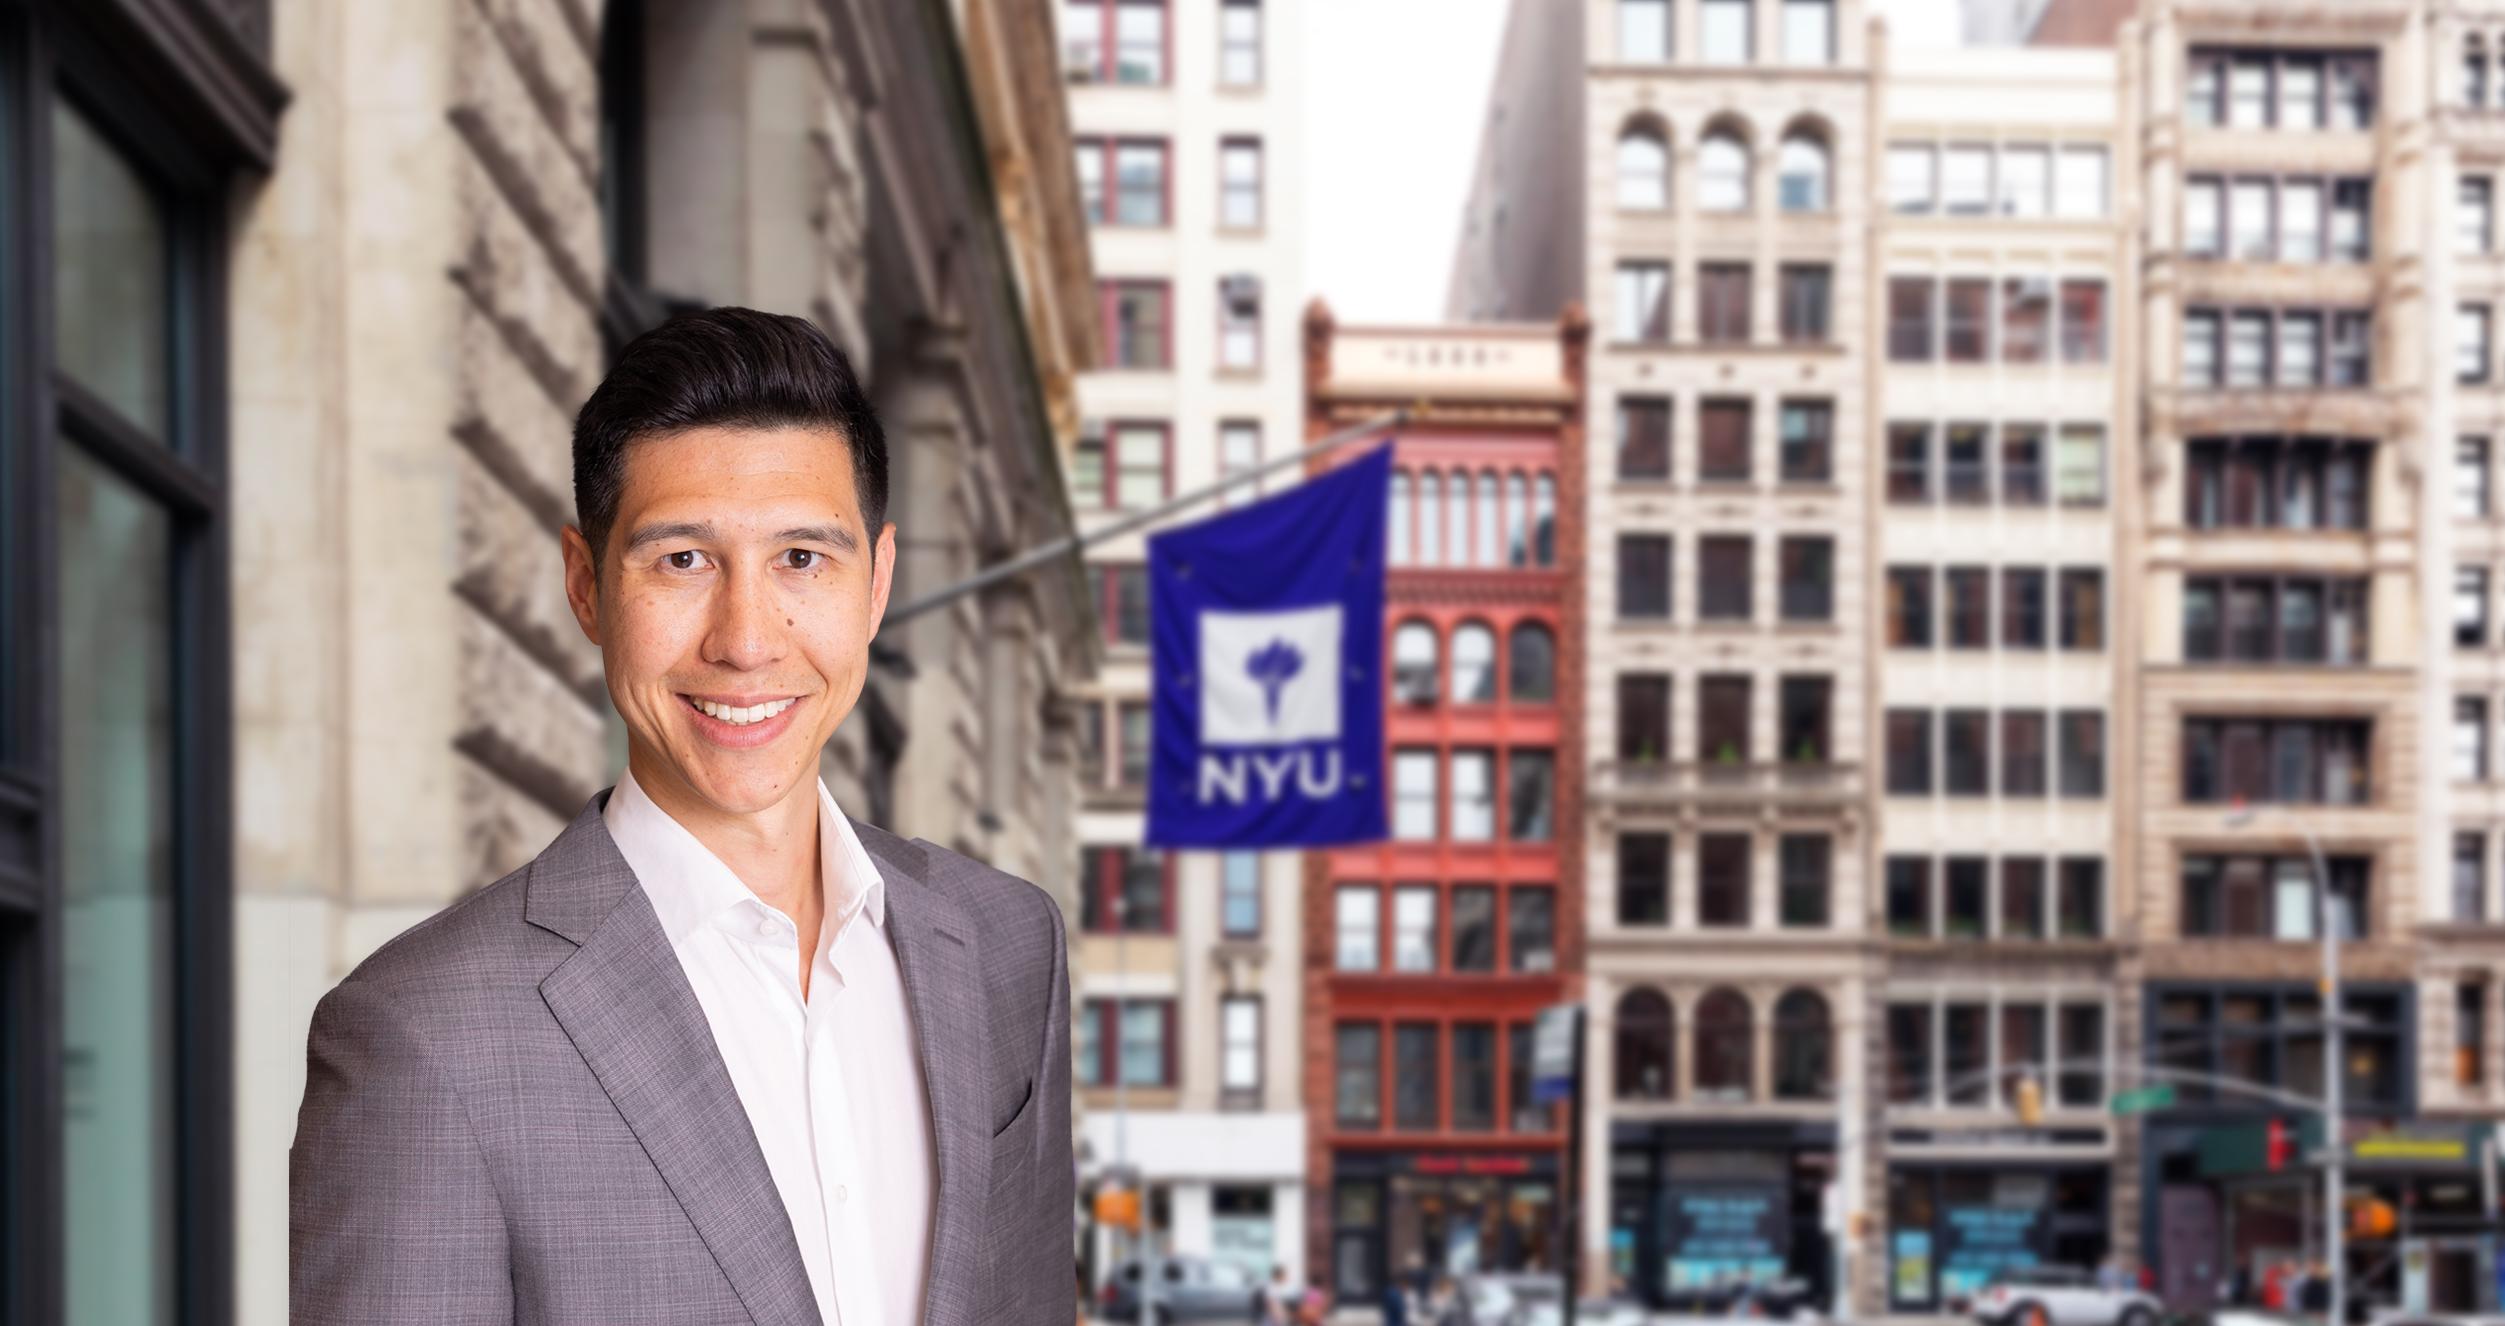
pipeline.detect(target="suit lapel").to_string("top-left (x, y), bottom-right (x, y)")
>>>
top-left (530, 798), bottom-right (821, 1326)
top-left (855, 820), bottom-right (992, 1326)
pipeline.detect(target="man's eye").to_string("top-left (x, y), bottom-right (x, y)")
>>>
top-left (787, 549), bottom-right (818, 571)
top-left (665, 550), bottom-right (703, 571)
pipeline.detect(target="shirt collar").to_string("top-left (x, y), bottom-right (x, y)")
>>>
top-left (604, 765), bottom-right (887, 946)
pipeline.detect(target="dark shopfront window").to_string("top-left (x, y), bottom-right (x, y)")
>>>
top-left (1615, 1141), bottom-right (1836, 1311)
top-left (1887, 1168), bottom-right (2110, 1313)
top-left (1335, 1157), bottom-right (1561, 1301)
top-left (5, 8), bottom-right (280, 1323)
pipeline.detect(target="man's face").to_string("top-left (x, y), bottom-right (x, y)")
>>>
top-left (562, 424), bottom-right (894, 821)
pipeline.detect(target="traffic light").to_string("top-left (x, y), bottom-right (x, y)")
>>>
top-left (2014, 1075), bottom-right (2044, 1126)
top-left (1093, 1186), bottom-right (1141, 1232)
top-left (2351, 1197), bottom-right (2397, 1239)
top-left (2265, 1118), bottom-right (2294, 1171)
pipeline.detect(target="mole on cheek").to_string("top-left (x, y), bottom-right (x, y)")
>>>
top-left (786, 617), bottom-right (794, 626)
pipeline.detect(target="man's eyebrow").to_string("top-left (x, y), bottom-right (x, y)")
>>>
top-left (623, 520), bottom-right (715, 551)
top-left (777, 524), bottom-right (859, 551)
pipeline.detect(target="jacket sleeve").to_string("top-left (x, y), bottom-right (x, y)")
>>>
top-left (1012, 887), bottom-right (1077, 1314)
top-left (291, 978), bottom-right (513, 1323)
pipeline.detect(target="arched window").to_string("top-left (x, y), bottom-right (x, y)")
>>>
top-left (1388, 469), bottom-right (1412, 566)
top-left (1472, 471), bottom-right (1498, 568)
top-left (1451, 621), bottom-right (1496, 703)
top-left (1392, 620), bottom-right (1439, 705)
top-left (1616, 121), bottom-right (1670, 210)
top-left (1778, 130), bottom-right (1830, 213)
top-left (1773, 989), bottom-right (1833, 1100)
top-left (1447, 468), bottom-right (1472, 565)
top-left (1533, 473), bottom-right (1556, 565)
top-left (1505, 471), bottom-right (1529, 566)
top-left (1615, 989), bottom-right (1674, 1100)
top-left (1694, 988), bottom-right (1753, 1100)
top-left (1509, 623), bottom-right (1556, 703)
top-left (1699, 128), bottom-right (1750, 212)
top-left (1418, 469), bottom-right (1443, 565)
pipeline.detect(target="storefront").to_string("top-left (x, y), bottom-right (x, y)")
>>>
top-left (1885, 1162), bottom-right (2111, 1312)
top-left (1607, 1121), bottom-right (1836, 1310)
top-left (1330, 1149), bottom-right (1560, 1298)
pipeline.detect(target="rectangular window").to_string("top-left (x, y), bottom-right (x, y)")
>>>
top-left (1618, 832), bottom-right (1670, 926)
top-left (2059, 859), bottom-right (2103, 938)
top-left (1217, 421), bottom-right (1261, 506)
top-left (2001, 277), bottom-right (2050, 364)
top-left (1218, 275), bottom-right (1261, 371)
top-left (1779, 264), bottom-right (1831, 344)
top-left (2187, 54), bottom-right (2222, 126)
top-left (1072, 429), bottom-right (1104, 506)
top-left (1943, 144), bottom-right (1992, 215)
top-left (1615, 262), bottom-right (1670, 343)
top-left (2464, 177), bottom-right (2494, 255)
top-left (1449, 749), bottom-right (1494, 842)
top-left (1945, 860), bottom-right (1987, 939)
top-left (1888, 144), bottom-right (1936, 214)
top-left (1886, 709), bottom-right (1932, 794)
top-left (1780, 675), bottom-right (1831, 765)
top-left (1112, 139), bottom-right (1169, 224)
top-left (1998, 145), bottom-right (2049, 217)
top-left (2330, 310), bottom-right (2371, 384)
top-left (2458, 696), bottom-right (2490, 782)
top-left (1221, 996), bottom-right (1261, 1098)
top-left (2281, 56), bottom-right (2323, 128)
top-left (2184, 310), bottom-right (2221, 385)
top-left (1699, 833), bottom-right (1751, 927)
top-left (2278, 312), bottom-right (2322, 386)
top-left (2229, 55), bottom-right (2269, 127)
top-left (2186, 176), bottom-right (2224, 257)
top-left (2463, 437), bottom-right (2492, 519)
top-left (1698, 263), bottom-right (1752, 344)
top-left (1508, 887), bottom-right (1555, 971)
top-left (2057, 425), bottom-right (2106, 507)
top-left (1943, 710), bottom-right (1989, 796)
top-left (1998, 858), bottom-right (2046, 937)
top-left (1888, 423), bottom-right (1930, 502)
top-left (1335, 885), bottom-right (1380, 970)
top-left (1699, 675), bottom-right (1751, 765)
top-left (1779, 536), bottom-right (1833, 622)
top-left (1700, 0), bottom-right (1751, 63)
top-left (2181, 855), bottom-right (2373, 939)
top-left (2058, 1004), bottom-right (2105, 1106)
top-left (2059, 568), bottom-right (2104, 650)
top-left (1944, 423), bottom-right (1988, 504)
top-left (1101, 565), bottom-right (1150, 645)
top-left (1105, 280), bottom-right (1171, 367)
top-left (1394, 1025), bottom-right (1438, 1129)
top-left (1699, 398), bottom-right (1752, 482)
top-left (1452, 886), bottom-right (1496, 971)
top-left (1220, 0), bottom-right (1262, 86)
top-left (1888, 1004), bottom-right (1935, 1103)
top-left (1335, 1024), bottom-right (1380, 1126)
top-left (1220, 137), bottom-right (1263, 229)
top-left (1221, 852), bottom-right (1261, 937)
top-left (1779, 835), bottom-right (1830, 927)
top-left (2001, 568), bottom-right (2046, 649)
top-left (1946, 567), bottom-right (1990, 648)
top-left (2462, 567), bottom-right (2490, 648)
top-left (1117, 699), bottom-right (1150, 786)
top-left (2060, 280), bottom-right (2107, 363)
top-left (2457, 832), bottom-right (2487, 923)
top-left (1617, 396), bottom-right (1672, 479)
top-left (2055, 145), bottom-right (2107, 217)
top-left (1886, 858), bottom-right (1932, 938)
top-left (2059, 710), bottom-right (2105, 797)
top-left (1617, 534), bottom-right (1671, 619)
top-left (1619, 0), bottom-right (1670, 60)
top-left (2466, 304), bottom-right (2494, 384)
top-left (2228, 310), bottom-right (2270, 387)
top-left (1117, 1000), bottom-right (1174, 1086)
top-left (1393, 749), bottom-right (1438, 839)
top-left (2332, 181), bottom-right (2371, 261)
top-left (2282, 179), bottom-right (2324, 262)
top-left (1618, 673), bottom-right (1671, 765)
top-left (1452, 1024), bottom-right (1497, 1130)
top-left (1507, 750), bottom-right (1554, 842)
top-left (1944, 277), bottom-right (1991, 362)
top-left (1781, 0), bottom-right (1832, 64)
top-left (1111, 0), bottom-right (1168, 84)
top-left (1111, 421), bottom-right (1168, 508)
top-left (2181, 717), bottom-right (2372, 805)
top-left (2462, 984), bottom-right (2488, 1090)
top-left (2230, 178), bottom-right (2273, 260)
top-left (1887, 567), bottom-right (1933, 647)
top-left (2004, 711), bottom-right (2044, 797)
top-left (1700, 535), bottom-right (1753, 621)
top-left (1888, 277), bottom-right (1935, 361)
top-left (1992, 425), bottom-right (2042, 507)
top-left (1778, 399), bottom-right (1832, 483)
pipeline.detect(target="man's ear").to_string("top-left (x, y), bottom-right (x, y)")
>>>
top-left (561, 524), bottom-right (603, 646)
top-left (866, 521), bottom-right (898, 635)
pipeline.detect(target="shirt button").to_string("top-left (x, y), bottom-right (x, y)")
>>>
top-left (756, 917), bottom-right (778, 938)
top-left (833, 1184), bottom-right (849, 1203)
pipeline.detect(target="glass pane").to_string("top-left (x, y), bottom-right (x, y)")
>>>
top-left (59, 444), bottom-right (176, 1326)
top-left (55, 100), bottom-right (170, 442)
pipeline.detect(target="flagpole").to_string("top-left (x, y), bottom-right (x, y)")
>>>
top-left (880, 409), bottom-right (1406, 628)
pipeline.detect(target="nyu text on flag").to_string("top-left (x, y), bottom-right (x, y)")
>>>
top-left (1143, 444), bottom-right (1391, 848)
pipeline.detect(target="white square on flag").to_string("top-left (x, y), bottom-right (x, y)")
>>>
top-left (1199, 604), bottom-right (1342, 745)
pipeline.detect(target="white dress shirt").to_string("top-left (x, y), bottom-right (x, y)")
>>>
top-left (604, 767), bottom-right (933, 1326)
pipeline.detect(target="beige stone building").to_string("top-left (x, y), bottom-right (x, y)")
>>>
top-left (15, 0), bottom-right (1098, 1318)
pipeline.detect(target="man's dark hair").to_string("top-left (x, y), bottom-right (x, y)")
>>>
top-left (572, 305), bottom-right (888, 571)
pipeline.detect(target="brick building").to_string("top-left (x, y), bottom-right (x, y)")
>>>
top-left (1299, 301), bottom-right (1590, 1300)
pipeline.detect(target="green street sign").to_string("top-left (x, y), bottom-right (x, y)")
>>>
top-left (2111, 1084), bottom-right (2178, 1115)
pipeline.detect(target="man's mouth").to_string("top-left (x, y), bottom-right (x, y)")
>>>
top-left (679, 694), bottom-right (800, 727)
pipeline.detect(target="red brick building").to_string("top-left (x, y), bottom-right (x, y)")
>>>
top-left (1300, 301), bottom-right (1589, 1300)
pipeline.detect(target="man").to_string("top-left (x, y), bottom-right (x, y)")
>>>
top-left (291, 307), bottom-right (1073, 1325)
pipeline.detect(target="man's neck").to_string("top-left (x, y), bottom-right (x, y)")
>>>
top-left (626, 748), bottom-right (823, 930)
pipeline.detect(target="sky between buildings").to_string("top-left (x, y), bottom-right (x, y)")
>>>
top-left (1301, 0), bottom-right (1972, 324)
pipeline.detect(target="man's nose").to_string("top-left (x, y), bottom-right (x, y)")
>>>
top-left (702, 565), bottom-right (786, 671)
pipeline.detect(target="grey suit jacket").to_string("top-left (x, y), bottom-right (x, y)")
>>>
top-left (289, 792), bottom-right (1074, 1325)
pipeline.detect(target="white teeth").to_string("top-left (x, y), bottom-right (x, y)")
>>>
top-left (693, 697), bottom-right (796, 726)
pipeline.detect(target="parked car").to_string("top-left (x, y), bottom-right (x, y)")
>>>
top-left (1972, 1266), bottom-right (2162, 1326)
top-left (1096, 1255), bottom-right (1265, 1324)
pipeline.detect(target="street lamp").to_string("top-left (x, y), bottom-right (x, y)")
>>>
top-left (2223, 802), bottom-right (2342, 1326)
